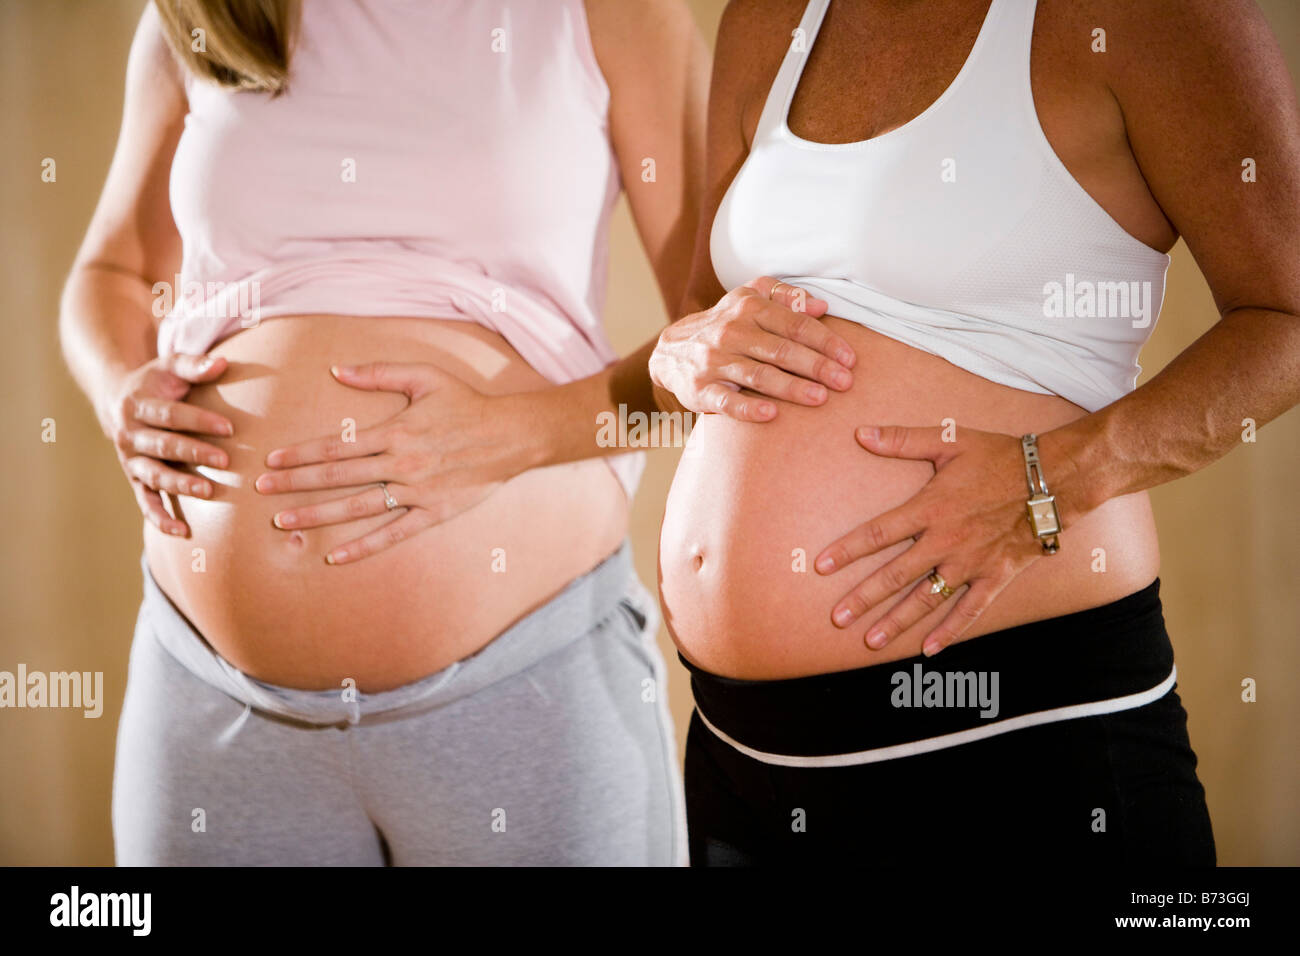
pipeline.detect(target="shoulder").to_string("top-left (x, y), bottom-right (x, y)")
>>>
top-left (1037, 0), bottom-right (1290, 98)
top-left (129, 2), bottom-right (188, 99)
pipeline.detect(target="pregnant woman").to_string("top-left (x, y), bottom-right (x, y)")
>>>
top-left (59, 0), bottom-right (851, 866)
top-left (659, 0), bottom-right (1300, 864)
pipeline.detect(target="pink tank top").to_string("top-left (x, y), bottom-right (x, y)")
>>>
top-left (160, 0), bottom-right (641, 494)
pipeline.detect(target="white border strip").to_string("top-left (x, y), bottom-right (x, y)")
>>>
top-left (697, 665), bottom-right (1178, 769)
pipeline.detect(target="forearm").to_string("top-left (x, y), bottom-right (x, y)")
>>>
top-left (502, 335), bottom-right (685, 471)
top-left (59, 264), bottom-right (158, 434)
top-left (1043, 307), bottom-right (1300, 523)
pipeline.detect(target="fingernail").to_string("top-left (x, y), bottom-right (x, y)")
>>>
top-left (922, 639), bottom-right (941, 656)
top-left (219, 421), bottom-right (233, 436)
top-left (758, 402), bottom-right (776, 417)
top-left (331, 365), bottom-right (353, 377)
top-left (859, 426), bottom-right (880, 442)
top-left (265, 450), bottom-right (283, 467)
top-left (207, 453), bottom-right (226, 468)
top-left (254, 475), bottom-right (271, 493)
top-left (273, 512), bottom-right (294, 529)
top-left (837, 348), bottom-right (854, 366)
top-left (832, 370), bottom-right (851, 389)
top-left (833, 606), bottom-right (853, 627)
top-left (326, 549), bottom-right (344, 565)
top-left (866, 629), bottom-right (888, 649)
top-left (806, 384), bottom-right (827, 402)
top-left (816, 555), bottom-right (835, 572)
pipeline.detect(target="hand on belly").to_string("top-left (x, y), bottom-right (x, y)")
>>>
top-left (144, 315), bottom-right (628, 691)
top-left (658, 320), bottom-right (1160, 681)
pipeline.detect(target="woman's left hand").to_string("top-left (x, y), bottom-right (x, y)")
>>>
top-left (814, 424), bottom-right (1071, 656)
top-left (255, 362), bottom-right (532, 565)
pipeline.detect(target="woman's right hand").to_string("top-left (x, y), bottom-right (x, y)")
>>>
top-left (104, 353), bottom-right (234, 536)
top-left (649, 276), bottom-right (857, 422)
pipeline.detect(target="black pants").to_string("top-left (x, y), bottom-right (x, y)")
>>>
top-left (684, 579), bottom-right (1216, 866)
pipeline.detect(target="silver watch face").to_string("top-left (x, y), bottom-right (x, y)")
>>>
top-left (1028, 497), bottom-right (1061, 535)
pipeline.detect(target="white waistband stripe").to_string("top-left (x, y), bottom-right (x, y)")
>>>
top-left (696, 665), bottom-right (1178, 768)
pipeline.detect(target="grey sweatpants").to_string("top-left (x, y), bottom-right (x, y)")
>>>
top-left (112, 541), bottom-right (686, 866)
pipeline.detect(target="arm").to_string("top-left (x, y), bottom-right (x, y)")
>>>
top-left (261, 0), bottom-right (857, 561)
top-left (493, 0), bottom-right (856, 460)
top-left (817, 0), bottom-right (1300, 652)
top-left (60, 5), bottom-right (234, 535)
top-left (1042, 0), bottom-right (1300, 518)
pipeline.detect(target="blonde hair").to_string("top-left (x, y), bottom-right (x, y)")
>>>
top-left (152, 0), bottom-right (300, 94)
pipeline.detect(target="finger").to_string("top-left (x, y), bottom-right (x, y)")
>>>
top-left (131, 481), bottom-right (188, 536)
top-left (753, 308), bottom-right (856, 375)
top-left (921, 578), bottom-right (1002, 657)
top-left (254, 454), bottom-right (394, 494)
top-left (718, 356), bottom-right (832, 406)
top-left (329, 362), bottom-right (445, 399)
top-left (131, 396), bottom-right (233, 437)
top-left (166, 353), bottom-right (228, 384)
top-left (273, 485), bottom-right (395, 531)
top-left (830, 548), bottom-right (936, 629)
top-left (744, 277), bottom-right (830, 318)
top-left (696, 382), bottom-right (777, 422)
top-left (125, 428), bottom-right (229, 468)
top-left (857, 425), bottom-right (953, 464)
top-left (861, 568), bottom-right (967, 651)
top-left (741, 328), bottom-right (852, 395)
top-left (125, 456), bottom-right (215, 499)
top-left (265, 426), bottom-right (390, 469)
top-left (325, 509), bottom-right (430, 566)
top-left (815, 507), bottom-right (923, 573)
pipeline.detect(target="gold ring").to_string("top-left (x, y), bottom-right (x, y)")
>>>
top-left (927, 570), bottom-right (955, 599)
top-left (769, 280), bottom-right (792, 300)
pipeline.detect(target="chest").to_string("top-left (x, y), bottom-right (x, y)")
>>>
top-left (746, 0), bottom-right (1171, 253)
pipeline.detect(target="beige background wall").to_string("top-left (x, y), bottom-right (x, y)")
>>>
top-left (2, 0), bottom-right (1297, 865)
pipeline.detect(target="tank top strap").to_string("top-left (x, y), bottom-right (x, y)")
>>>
top-left (752, 0), bottom-right (832, 143)
top-left (949, 0), bottom-right (1039, 114)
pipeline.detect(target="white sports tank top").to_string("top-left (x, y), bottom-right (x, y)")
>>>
top-left (710, 0), bottom-right (1171, 412)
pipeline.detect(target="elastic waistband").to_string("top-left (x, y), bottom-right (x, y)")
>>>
top-left (139, 540), bottom-right (645, 728)
top-left (684, 578), bottom-right (1176, 766)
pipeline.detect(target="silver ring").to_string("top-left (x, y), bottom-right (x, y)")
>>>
top-left (379, 482), bottom-right (399, 511)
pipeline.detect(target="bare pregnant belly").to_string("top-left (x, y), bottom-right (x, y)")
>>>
top-left (659, 319), bottom-right (1161, 681)
top-left (144, 315), bottom-right (628, 691)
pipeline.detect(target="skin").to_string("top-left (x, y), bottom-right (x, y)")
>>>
top-left (61, 0), bottom-right (852, 552)
top-left (256, 0), bottom-right (861, 563)
top-left (810, 0), bottom-right (1300, 655)
top-left (659, 0), bottom-right (1299, 671)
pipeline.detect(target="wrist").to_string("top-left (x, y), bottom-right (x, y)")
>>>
top-left (1035, 409), bottom-right (1123, 526)
top-left (496, 390), bottom-right (557, 473)
top-left (92, 367), bottom-right (132, 441)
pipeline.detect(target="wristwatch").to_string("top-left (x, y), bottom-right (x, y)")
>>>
top-left (1021, 434), bottom-right (1061, 554)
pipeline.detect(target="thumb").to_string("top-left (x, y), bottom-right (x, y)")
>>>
top-left (856, 425), bottom-right (952, 464)
top-left (167, 352), bottom-right (227, 384)
top-left (330, 361), bottom-right (448, 399)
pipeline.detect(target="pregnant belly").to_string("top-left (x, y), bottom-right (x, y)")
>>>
top-left (659, 319), bottom-right (1161, 681)
top-left (144, 314), bottom-right (628, 691)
